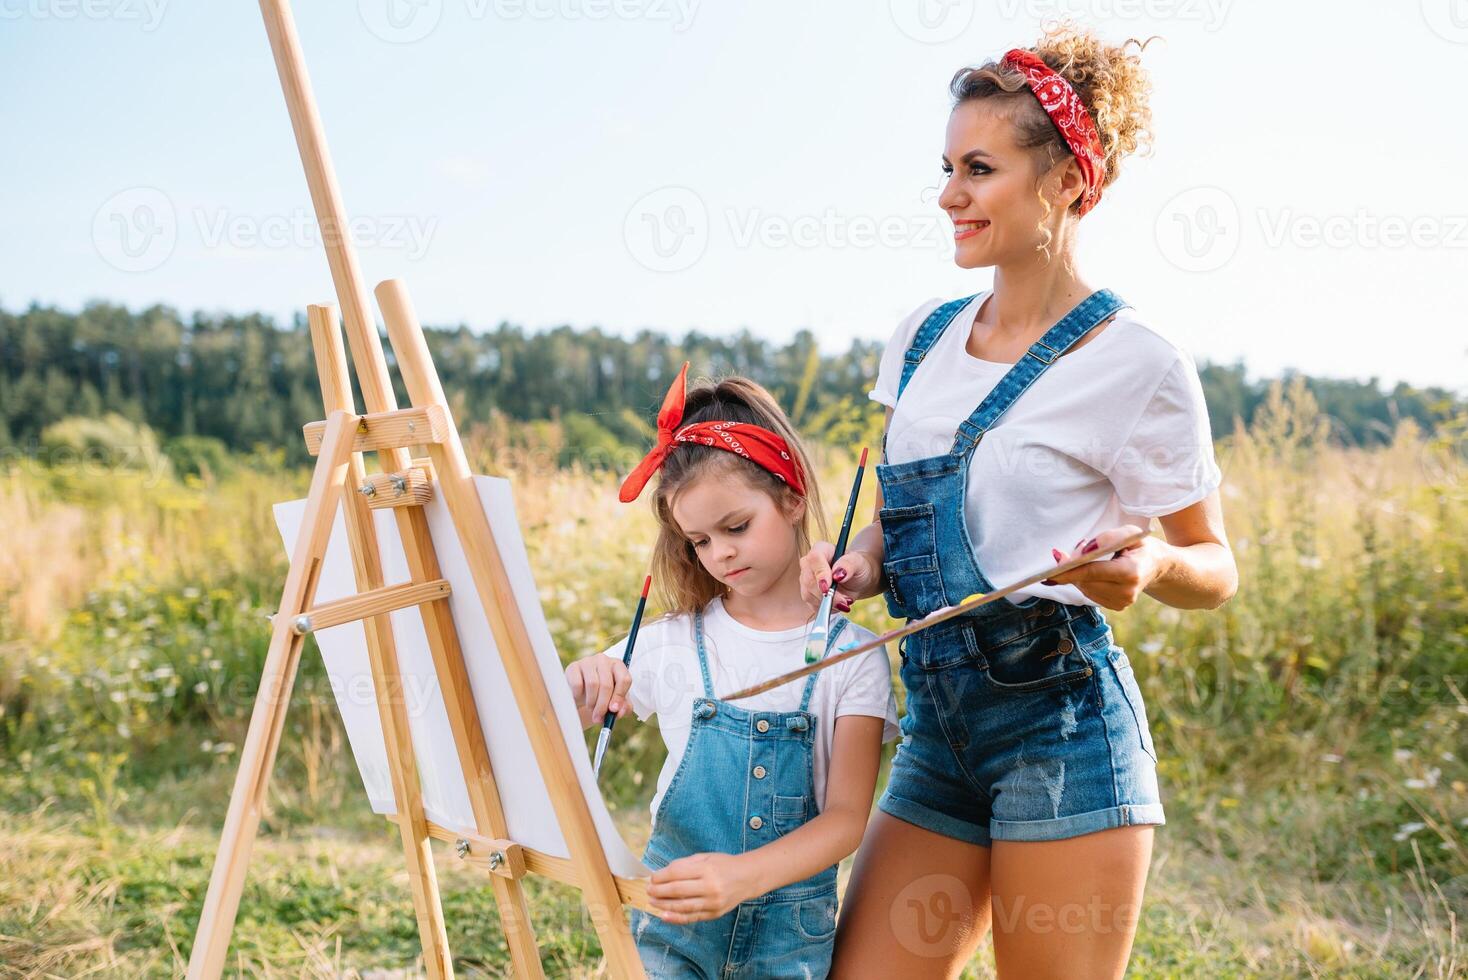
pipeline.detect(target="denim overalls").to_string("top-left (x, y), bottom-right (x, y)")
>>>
top-left (875, 289), bottom-right (1166, 847)
top-left (630, 611), bottom-right (851, 979)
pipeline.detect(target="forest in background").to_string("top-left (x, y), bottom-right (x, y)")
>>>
top-left (2, 300), bottom-right (1463, 473)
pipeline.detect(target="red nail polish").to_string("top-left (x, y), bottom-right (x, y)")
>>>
top-left (832, 568), bottom-right (847, 583)
top-left (1051, 548), bottom-right (1064, 563)
top-left (1041, 578), bottom-right (1058, 586)
top-left (818, 578), bottom-right (829, 592)
top-left (1082, 540), bottom-right (1100, 554)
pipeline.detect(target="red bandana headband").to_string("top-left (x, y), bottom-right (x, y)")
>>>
top-left (1000, 49), bottom-right (1107, 217)
top-left (617, 362), bottom-right (807, 503)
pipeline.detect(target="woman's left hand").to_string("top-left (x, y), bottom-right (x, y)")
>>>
top-left (1044, 525), bottom-right (1168, 611)
top-left (646, 852), bottom-right (757, 923)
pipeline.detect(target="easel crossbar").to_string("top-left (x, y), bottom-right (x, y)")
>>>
top-left (293, 578), bottom-right (452, 634)
top-left (391, 816), bottom-right (654, 912)
top-left (303, 404), bottom-right (450, 456)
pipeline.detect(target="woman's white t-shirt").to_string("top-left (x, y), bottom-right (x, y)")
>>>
top-left (869, 291), bottom-right (1222, 607)
top-left (599, 597), bottom-right (899, 824)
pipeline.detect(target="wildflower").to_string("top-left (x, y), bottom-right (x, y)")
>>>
top-left (1392, 822), bottom-right (1426, 842)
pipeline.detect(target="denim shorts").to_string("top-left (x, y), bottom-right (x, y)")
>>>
top-left (878, 602), bottom-right (1165, 847)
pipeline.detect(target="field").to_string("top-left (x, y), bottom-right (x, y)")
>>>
top-left (1, 382), bottom-right (1464, 978)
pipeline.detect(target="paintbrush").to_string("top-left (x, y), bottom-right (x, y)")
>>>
top-left (592, 572), bottom-right (652, 779)
top-left (724, 528), bottom-right (1147, 701)
top-left (804, 448), bottom-right (869, 664)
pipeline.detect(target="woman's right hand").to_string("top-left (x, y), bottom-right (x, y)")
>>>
top-left (565, 655), bottom-right (632, 729)
top-left (800, 541), bottom-right (882, 613)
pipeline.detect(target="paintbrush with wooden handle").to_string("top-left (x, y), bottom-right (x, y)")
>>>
top-left (721, 528), bottom-right (1147, 702)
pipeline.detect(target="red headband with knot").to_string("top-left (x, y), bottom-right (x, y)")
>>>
top-left (1000, 49), bottom-right (1108, 217)
top-left (617, 362), bottom-right (807, 504)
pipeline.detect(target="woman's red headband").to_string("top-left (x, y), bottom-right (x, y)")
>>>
top-left (1000, 49), bottom-right (1107, 217)
top-left (617, 362), bottom-right (807, 504)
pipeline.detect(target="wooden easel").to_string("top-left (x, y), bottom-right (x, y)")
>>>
top-left (184, 3), bottom-right (649, 977)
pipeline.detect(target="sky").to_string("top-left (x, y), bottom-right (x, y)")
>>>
top-left (2, 0), bottom-right (1466, 393)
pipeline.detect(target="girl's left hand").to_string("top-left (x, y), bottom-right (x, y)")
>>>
top-left (1044, 525), bottom-right (1167, 611)
top-left (646, 852), bottom-right (757, 923)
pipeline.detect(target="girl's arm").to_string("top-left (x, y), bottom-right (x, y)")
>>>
top-left (564, 652), bottom-right (634, 729)
top-left (645, 714), bottom-right (885, 923)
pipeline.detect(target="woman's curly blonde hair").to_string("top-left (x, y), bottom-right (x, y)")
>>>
top-left (950, 21), bottom-right (1157, 254)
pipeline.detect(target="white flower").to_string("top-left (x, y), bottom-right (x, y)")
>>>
top-left (1392, 821), bottom-right (1426, 842)
top-left (1320, 753), bottom-right (1342, 764)
top-left (1393, 749), bottom-right (1414, 764)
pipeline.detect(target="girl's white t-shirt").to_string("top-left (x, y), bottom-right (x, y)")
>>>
top-left (870, 291), bottom-right (1222, 607)
top-left (599, 597), bottom-right (899, 823)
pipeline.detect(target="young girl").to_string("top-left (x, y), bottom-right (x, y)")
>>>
top-left (564, 365), bottom-right (899, 979)
top-left (803, 25), bottom-right (1238, 980)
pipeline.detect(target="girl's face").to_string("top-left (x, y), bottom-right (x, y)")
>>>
top-left (671, 471), bottom-right (805, 600)
top-left (937, 100), bottom-right (1079, 269)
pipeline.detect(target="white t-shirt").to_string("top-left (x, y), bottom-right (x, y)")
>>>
top-left (869, 291), bottom-right (1222, 607)
top-left (599, 597), bottom-right (899, 823)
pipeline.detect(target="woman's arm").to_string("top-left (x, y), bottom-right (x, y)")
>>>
top-left (645, 714), bottom-right (885, 923)
top-left (1048, 490), bottom-right (1237, 611)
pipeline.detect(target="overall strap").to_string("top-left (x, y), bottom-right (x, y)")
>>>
top-left (951, 289), bottom-right (1128, 456)
top-left (798, 617), bottom-right (849, 712)
top-left (691, 610), bottom-right (716, 699)
top-left (894, 295), bottom-right (979, 402)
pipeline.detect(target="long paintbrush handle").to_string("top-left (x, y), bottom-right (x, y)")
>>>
top-left (725, 529), bottom-right (1147, 701)
top-left (593, 574), bottom-right (651, 779)
top-left (831, 447), bottom-right (868, 562)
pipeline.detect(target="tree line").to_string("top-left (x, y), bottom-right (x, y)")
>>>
top-left (0, 301), bottom-right (1460, 468)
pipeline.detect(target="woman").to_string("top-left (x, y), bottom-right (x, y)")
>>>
top-left (802, 25), bottom-right (1238, 979)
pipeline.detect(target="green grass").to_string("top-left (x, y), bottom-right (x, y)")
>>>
top-left (1, 383), bottom-right (1465, 977)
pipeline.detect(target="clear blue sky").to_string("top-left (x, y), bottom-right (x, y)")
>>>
top-left (3, 0), bottom-right (1465, 392)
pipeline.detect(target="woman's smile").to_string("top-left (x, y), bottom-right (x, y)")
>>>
top-left (953, 219), bottom-right (990, 241)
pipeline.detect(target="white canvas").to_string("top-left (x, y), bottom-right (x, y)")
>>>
top-left (273, 475), bottom-right (648, 881)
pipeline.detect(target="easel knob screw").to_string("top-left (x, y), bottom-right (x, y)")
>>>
top-left (359, 482), bottom-right (377, 497)
top-left (293, 615), bottom-right (313, 634)
top-left (455, 838), bottom-right (470, 858)
top-left (489, 850), bottom-right (505, 871)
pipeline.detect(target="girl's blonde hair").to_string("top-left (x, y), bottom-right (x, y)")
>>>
top-left (950, 21), bottom-right (1157, 256)
top-left (645, 374), bottom-right (828, 618)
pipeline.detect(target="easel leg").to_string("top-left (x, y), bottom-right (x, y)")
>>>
top-left (186, 411), bottom-right (359, 979)
top-left (378, 280), bottom-right (646, 979)
top-left (308, 305), bottom-right (455, 979)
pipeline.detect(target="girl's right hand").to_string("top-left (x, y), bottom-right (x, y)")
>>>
top-left (565, 655), bottom-right (633, 729)
top-left (800, 542), bottom-right (881, 614)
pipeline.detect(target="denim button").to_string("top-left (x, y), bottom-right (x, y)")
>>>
top-left (696, 702), bottom-right (716, 719)
top-left (755, 719), bottom-right (770, 733)
top-left (1040, 601), bottom-right (1057, 616)
top-left (749, 816), bottom-right (763, 829)
top-left (1058, 638), bottom-right (1074, 654)
top-left (753, 765), bottom-right (767, 779)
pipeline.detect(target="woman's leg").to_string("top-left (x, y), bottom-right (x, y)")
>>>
top-left (989, 825), bottom-right (1154, 980)
top-left (830, 811), bottom-right (993, 979)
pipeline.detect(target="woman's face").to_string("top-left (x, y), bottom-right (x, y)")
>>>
top-left (938, 100), bottom-right (1073, 269)
top-left (670, 471), bottom-right (804, 599)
